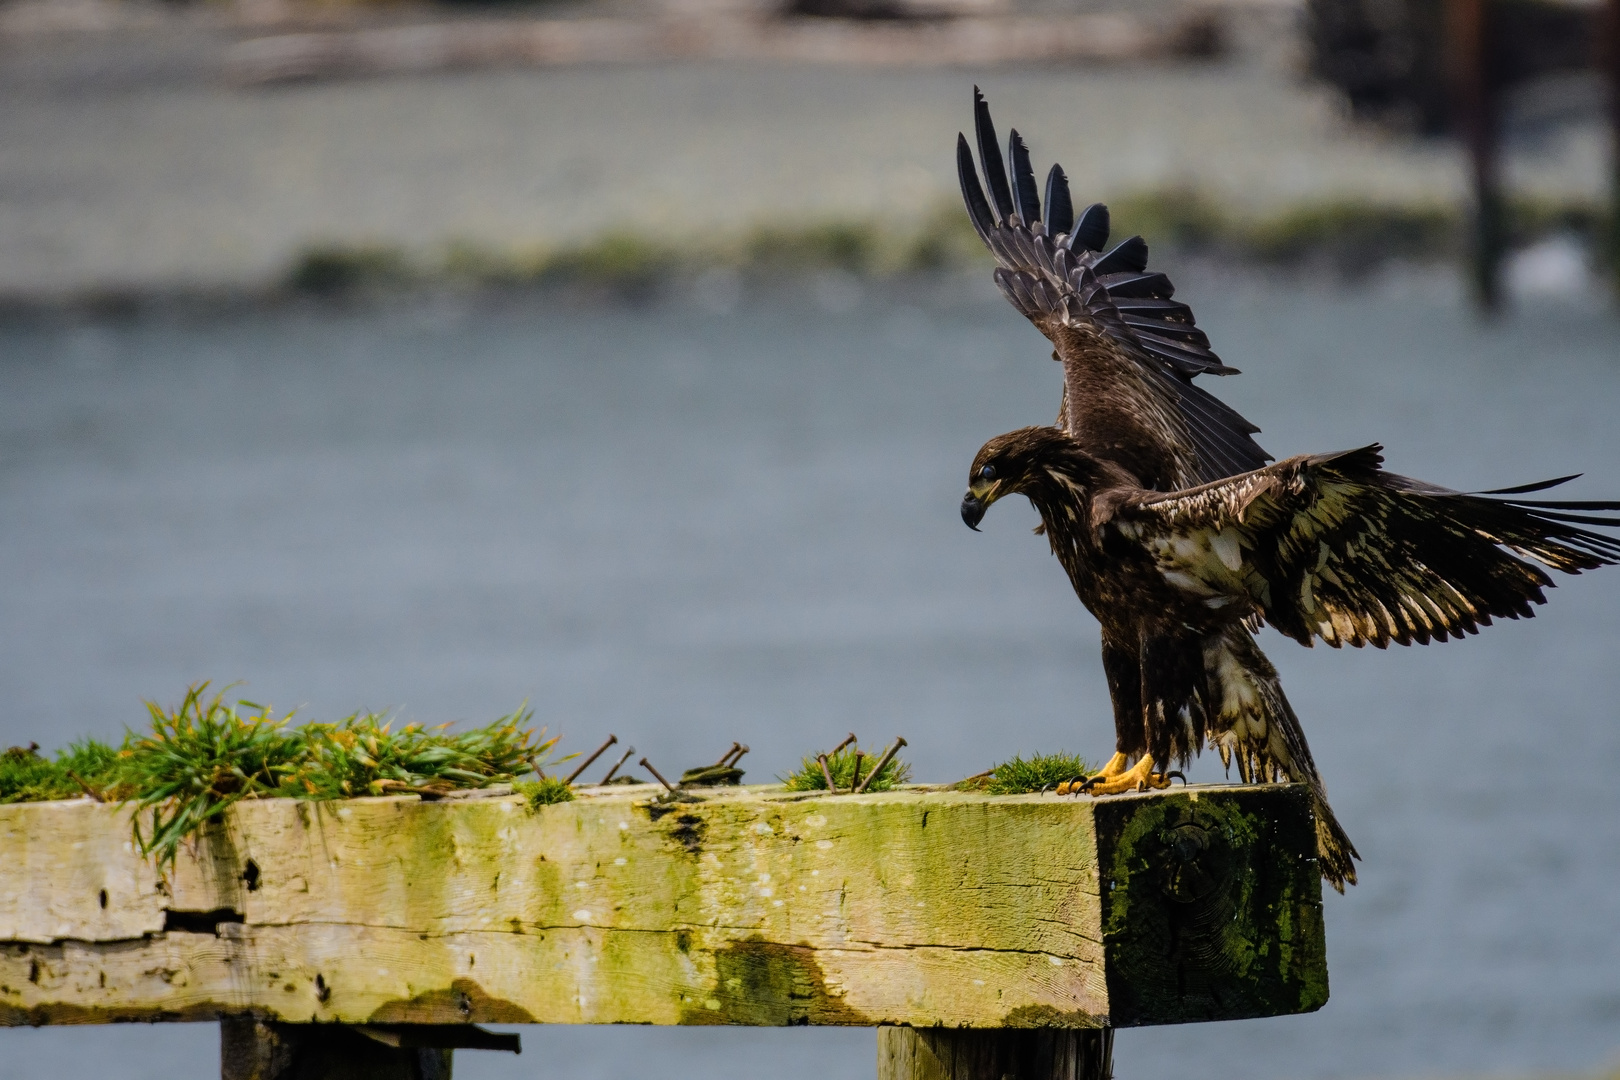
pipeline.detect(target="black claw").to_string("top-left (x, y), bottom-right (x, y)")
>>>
top-left (1161, 770), bottom-right (1187, 786)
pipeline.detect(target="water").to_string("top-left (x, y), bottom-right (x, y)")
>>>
top-left (2, 270), bottom-right (1619, 1080)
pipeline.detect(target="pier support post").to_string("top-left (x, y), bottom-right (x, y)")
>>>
top-left (1447, 0), bottom-right (1505, 311)
top-left (1606, 0), bottom-right (1620, 292)
top-left (221, 1018), bottom-right (454, 1080)
top-left (877, 1027), bottom-right (1113, 1080)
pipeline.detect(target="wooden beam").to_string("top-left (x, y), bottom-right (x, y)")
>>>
top-left (0, 783), bottom-right (1326, 1030)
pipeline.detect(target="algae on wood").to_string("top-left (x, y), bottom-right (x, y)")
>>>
top-left (0, 783), bottom-right (1325, 1029)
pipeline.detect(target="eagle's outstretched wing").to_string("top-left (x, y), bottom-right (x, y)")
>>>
top-left (959, 89), bottom-right (1270, 490)
top-left (1112, 446), bottom-right (1620, 648)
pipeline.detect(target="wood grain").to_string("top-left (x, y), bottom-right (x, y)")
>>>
top-left (0, 784), bottom-right (1326, 1028)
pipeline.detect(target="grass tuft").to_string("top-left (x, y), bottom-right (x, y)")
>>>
top-left (0, 740), bottom-right (120, 804)
top-left (0, 683), bottom-right (565, 870)
top-left (781, 743), bottom-right (911, 793)
top-left (286, 708), bottom-right (550, 800)
top-left (958, 752), bottom-right (1096, 796)
top-left (121, 684), bottom-right (306, 868)
top-left (514, 776), bottom-right (575, 809)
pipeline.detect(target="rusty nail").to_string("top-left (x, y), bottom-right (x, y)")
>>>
top-left (600, 747), bottom-right (635, 784)
top-left (849, 751), bottom-right (864, 793)
top-left (831, 732), bottom-right (857, 755)
top-left (723, 743), bottom-right (750, 768)
top-left (565, 734), bottom-right (619, 784)
top-left (853, 737), bottom-right (907, 795)
top-left (640, 757), bottom-right (677, 793)
top-left (817, 753), bottom-right (836, 792)
top-left (66, 770), bottom-right (104, 803)
top-left (712, 742), bottom-right (742, 768)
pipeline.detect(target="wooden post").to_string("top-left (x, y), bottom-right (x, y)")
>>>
top-left (220, 1018), bottom-right (453, 1080)
top-left (1448, 0), bottom-right (1505, 311)
top-left (878, 1027), bottom-right (1112, 1080)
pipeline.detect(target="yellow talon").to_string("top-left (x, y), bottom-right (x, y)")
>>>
top-left (1056, 753), bottom-right (1173, 796)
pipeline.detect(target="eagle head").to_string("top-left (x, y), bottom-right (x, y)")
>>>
top-left (961, 426), bottom-right (1083, 531)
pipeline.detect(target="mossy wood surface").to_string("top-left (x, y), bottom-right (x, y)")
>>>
top-left (0, 784), bottom-right (1325, 1029)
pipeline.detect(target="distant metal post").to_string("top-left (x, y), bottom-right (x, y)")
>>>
top-left (1607, 0), bottom-right (1620, 294)
top-left (1448, 0), bottom-right (1505, 311)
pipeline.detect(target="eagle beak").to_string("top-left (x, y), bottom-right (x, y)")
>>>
top-left (961, 492), bottom-right (986, 531)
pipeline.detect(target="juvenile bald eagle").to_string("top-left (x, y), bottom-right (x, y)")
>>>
top-left (956, 93), bottom-right (1620, 891)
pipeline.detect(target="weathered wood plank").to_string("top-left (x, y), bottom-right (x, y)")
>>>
top-left (0, 783), bottom-right (1326, 1029)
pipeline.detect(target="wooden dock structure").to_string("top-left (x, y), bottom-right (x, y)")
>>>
top-left (0, 782), bottom-right (1328, 1079)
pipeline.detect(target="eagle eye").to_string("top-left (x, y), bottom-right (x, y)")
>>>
top-left (979, 464), bottom-right (996, 481)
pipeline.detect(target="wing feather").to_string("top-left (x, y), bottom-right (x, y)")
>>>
top-left (973, 87), bottom-right (1014, 223)
top-left (1009, 129), bottom-right (1042, 227)
top-left (958, 91), bottom-right (1269, 488)
top-left (1043, 164), bottom-right (1074, 235)
top-left (1070, 202), bottom-right (1110, 252)
top-left (1117, 448), bottom-right (1620, 648)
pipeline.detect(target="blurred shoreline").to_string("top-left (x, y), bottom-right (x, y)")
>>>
top-left (1, 0), bottom-right (1610, 304)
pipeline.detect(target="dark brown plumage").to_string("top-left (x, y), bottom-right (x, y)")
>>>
top-left (956, 91), bottom-right (1620, 890)
top-left (961, 428), bottom-right (1620, 891)
top-left (957, 89), bottom-right (1269, 490)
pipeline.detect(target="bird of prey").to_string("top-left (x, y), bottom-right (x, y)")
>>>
top-left (954, 92), bottom-right (1620, 891)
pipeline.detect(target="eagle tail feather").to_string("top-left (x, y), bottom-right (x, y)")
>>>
top-left (1205, 627), bottom-right (1360, 891)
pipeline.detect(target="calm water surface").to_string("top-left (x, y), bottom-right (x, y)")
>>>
top-left (2, 270), bottom-right (1618, 1080)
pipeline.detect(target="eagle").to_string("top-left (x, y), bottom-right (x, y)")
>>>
top-left (954, 92), bottom-right (1620, 891)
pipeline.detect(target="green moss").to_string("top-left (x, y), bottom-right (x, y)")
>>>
top-left (514, 776), bottom-right (575, 809)
top-left (780, 743), bottom-right (910, 793)
top-left (958, 752), bottom-right (1095, 795)
top-left (1094, 787), bottom-right (1328, 1025)
top-left (678, 938), bottom-right (869, 1025)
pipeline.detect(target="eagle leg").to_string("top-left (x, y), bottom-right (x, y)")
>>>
top-left (1069, 753), bottom-right (1176, 796)
top-left (1055, 751), bottom-right (1127, 795)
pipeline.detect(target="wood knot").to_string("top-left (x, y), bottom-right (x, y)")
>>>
top-left (1162, 822), bottom-right (1228, 904)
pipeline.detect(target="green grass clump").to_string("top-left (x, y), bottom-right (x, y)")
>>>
top-left (959, 752), bottom-right (1095, 796)
top-left (286, 709), bottom-right (550, 800)
top-left (781, 743), bottom-right (911, 793)
top-left (121, 685), bottom-right (309, 868)
top-left (514, 776), bottom-right (575, 809)
top-left (0, 740), bottom-right (120, 804)
top-left (0, 683), bottom-right (565, 870)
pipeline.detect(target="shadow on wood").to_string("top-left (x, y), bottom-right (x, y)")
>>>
top-left (221, 1018), bottom-right (454, 1080)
